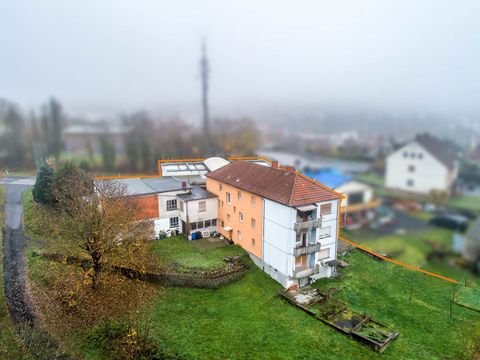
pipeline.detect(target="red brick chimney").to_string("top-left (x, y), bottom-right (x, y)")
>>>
top-left (284, 166), bottom-right (295, 173)
top-left (271, 160), bottom-right (279, 169)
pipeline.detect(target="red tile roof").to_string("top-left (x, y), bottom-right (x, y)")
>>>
top-left (206, 161), bottom-right (342, 206)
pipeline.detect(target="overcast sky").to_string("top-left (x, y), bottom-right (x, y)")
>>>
top-left (1, 0), bottom-right (480, 115)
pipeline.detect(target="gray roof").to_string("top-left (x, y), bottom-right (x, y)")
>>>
top-left (107, 178), bottom-right (157, 196)
top-left (97, 176), bottom-right (187, 196)
top-left (467, 218), bottom-right (480, 242)
top-left (141, 176), bottom-right (188, 193)
top-left (177, 186), bottom-right (217, 202)
top-left (416, 133), bottom-right (457, 170)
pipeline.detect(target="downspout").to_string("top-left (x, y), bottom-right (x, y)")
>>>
top-left (262, 198), bottom-right (265, 270)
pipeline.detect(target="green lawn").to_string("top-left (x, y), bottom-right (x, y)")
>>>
top-left (144, 251), bottom-right (479, 360)
top-left (150, 235), bottom-right (245, 271)
top-left (0, 186), bottom-right (32, 359)
top-left (447, 195), bottom-right (480, 212)
top-left (356, 172), bottom-right (385, 187)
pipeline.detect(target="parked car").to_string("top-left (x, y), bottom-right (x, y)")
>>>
top-left (429, 214), bottom-right (468, 232)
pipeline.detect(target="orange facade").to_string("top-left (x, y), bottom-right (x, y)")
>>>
top-left (206, 178), bottom-right (263, 259)
top-left (131, 194), bottom-right (159, 221)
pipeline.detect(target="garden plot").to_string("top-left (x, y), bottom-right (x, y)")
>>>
top-left (280, 287), bottom-right (399, 353)
top-left (454, 281), bottom-right (480, 312)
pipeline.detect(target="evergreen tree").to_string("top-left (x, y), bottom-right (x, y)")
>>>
top-left (32, 163), bottom-right (56, 205)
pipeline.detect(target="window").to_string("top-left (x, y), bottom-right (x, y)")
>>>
top-left (221, 220), bottom-right (224, 227)
top-left (408, 165), bottom-right (415, 173)
top-left (251, 218), bottom-right (256, 229)
top-left (226, 192), bottom-right (231, 204)
top-left (205, 219), bottom-right (211, 228)
top-left (348, 192), bottom-right (364, 205)
top-left (239, 212), bottom-right (244, 222)
top-left (407, 179), bottom-right (414, 187)
top-left (251, 195), bottom-right (256, 207)
top-left (251, 238), bottom-right (256, 247)
top-left (198, 201), bottom-right (206, 212)
top-left (418, 153), bottom-right (423, 159)
top-left (410, 152), bottom-right (416, 158)
top-left (166, 199), bottom-right (177, 211)
top-left (403, 151), bottom-right (408, 158)
top-left (238, 191), bottom-right (242, 200)
top-left (218, 199), bottom-right (221, 208)
top-left (237, 230), bottom-right (242, 241)
top-left (219, 183), bottom-right (223, 191)
top-left (197, 221), bottom-right (204, 229)
top-left (320, 203), bottom-right (332, 215)
top-left (318, 226), bottom-right (331, 239)
top-left (233, 206), bottom-right (236, 213)
top-left (190, 222), bottom-right (197, 230)
top-left (318, 248), bottom-right (330, 260)
top-left (227, 213), bottom-right (231, 221)
top-left (212, 219), bottom-right (217, 226)
top-left (170, 217), bottom-right (179, 228)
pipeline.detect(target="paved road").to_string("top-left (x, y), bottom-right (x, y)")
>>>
top-left (3, 183), bottom-right (34, 324)
top-left (0, 176), bottom-right (35, 186)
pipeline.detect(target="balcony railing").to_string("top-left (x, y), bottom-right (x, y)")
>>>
top-left (294, 218), bottom-right (322, 232)
top-left (293, 243), bottom-right (321, 256)
top-left (293, 264), bottom-right (320, 279)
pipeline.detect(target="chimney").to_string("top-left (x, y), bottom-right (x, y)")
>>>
top-left (182, 181), bottom-right (187, 190)
top-left (284, 166), bottom-right (295, 173)
top-left (272, 160), bottom-right (279, 169)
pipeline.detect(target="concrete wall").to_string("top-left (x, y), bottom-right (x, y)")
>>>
top-left (385, 141), bottom-right (450, 194)
top-left (263, 199), bottom-right (296, 278)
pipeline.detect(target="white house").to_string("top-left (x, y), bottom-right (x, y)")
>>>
top-left (385, 134), bottom-right (458, 195)
top-left (206, 161), bottom-right (343, 289)
top-left (177, 186), bottom-right (218, 237)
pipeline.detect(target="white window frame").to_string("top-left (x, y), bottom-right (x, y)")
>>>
top-left (239, 212), bottom-right (244, 222)
top-left (320, 203), bottom-right (332, 215)
top-left (170, 217), bottom-right (179, 228)
top-left (226, 192), bottom-right (231, 205)
top-left (318, 226), bottom-right (331, 240)
top-left (198, 200), bottom-right (206, 213)
top-left (166, 199), bottom-right (177, 211)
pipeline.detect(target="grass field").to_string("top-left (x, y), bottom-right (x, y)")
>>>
top-left (144, 250), bottom-right (479, 360)
top-left (356, 172), bottom-right (385, 187)
top-left (0, 186), bottom-right (32, 359)
top-left (447, 195), bottom-right (480, 212)
top-left (150, 236), bottom-right (245, 271)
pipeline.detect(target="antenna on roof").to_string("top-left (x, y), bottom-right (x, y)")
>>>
top-left (200, 37), bottom-right (213, 155)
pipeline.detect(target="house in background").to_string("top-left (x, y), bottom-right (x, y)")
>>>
top-left (206, 161), bottom-right (343, 288)
top-left (385, 133), bottom-right (458, 195)
top-left (305, 168), bottom-right (380, 229)
top-left (64, 121), bottom-right (128, 157)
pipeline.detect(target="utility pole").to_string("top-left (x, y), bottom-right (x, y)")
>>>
top-left (200, 38), bottom-right (212, 154)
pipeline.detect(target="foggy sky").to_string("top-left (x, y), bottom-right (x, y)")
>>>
top-left (1, 0), bottom-right (480, 115)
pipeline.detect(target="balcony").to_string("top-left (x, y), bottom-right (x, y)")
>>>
top-left (294, 218), bottom-right (322, 233)
top-left (293, 264), bottom-right (320, 279)
top-left (293, 243), bottom-right (321, 256)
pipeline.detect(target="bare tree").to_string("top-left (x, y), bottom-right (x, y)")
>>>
top-left (41, 166), bottom-right (153, 289)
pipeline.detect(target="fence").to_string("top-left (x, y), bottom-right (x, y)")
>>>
top-left (36, 252), bottom-right (250, 289)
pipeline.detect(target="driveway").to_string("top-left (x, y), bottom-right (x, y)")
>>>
top-left (3, 183), bottom-right (34, 324)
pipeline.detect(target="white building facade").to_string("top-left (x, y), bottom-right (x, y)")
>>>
top-left (258, 198), bottom-right (340, 288)
top-left (385, 136), bottom-right (458, 195)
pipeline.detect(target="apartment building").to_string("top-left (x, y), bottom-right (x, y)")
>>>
top-left (206, 161), bottom-right (343, 288)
